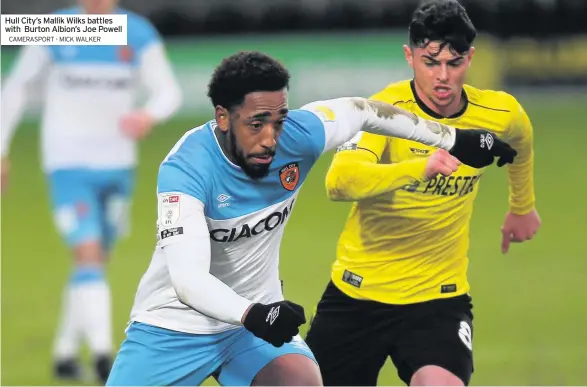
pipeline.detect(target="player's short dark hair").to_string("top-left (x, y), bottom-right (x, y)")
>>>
top-left (207, 51), bottom-right (290, 111)
top-left (409, 0), bottom-right (476, 55)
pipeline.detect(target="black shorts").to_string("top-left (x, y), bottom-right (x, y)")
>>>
top-left (305, 281), bottom-right (474, 386)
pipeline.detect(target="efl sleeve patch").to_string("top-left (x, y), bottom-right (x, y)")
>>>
top-left (159, 194), bottom-right (181, 227)
top-left (157, 193), bottom-right (186, 247)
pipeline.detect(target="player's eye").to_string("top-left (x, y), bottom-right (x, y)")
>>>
top-left (449, 61), bottom-right (462, 67)
top-left (424, 62), bottom-right (437, 67)
top-left (250, 122), bottom-right (263, 131)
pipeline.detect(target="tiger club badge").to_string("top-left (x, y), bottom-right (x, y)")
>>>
top-left (279, 163), bottom-right (300, 191)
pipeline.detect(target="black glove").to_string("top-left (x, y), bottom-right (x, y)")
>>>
top-left (450, 128), bottom-right (518, 168)
top-left (243, 301), bottom-right (306, 347)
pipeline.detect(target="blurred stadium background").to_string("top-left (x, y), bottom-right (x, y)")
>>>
top-left (1, 0), bottom-right (586, 385)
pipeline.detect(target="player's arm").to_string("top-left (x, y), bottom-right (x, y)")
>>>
top-left (1, 45), bottom-right (51, 157)
top-left (325, 132), bottom-right (430, 201)
top-left (161, 195), bottom-right (306, 344)
top-left (158, 192), bottom-right (253, 325)
top-left (137, 40), bottom-right (182, 123)
top-left (158, 160), bottom-right (305, 346)
top-left (301, 97), bottom-right (517, 169)
top-left (505, 101), bottom-right (535, 214)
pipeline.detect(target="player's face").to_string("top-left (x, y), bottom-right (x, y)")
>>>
top-left (404, 41), bottom-right (474, 115)
top-left (219, 90), bottom-right (288, 180)
top-left (79, 0), bottom-right (117, 14)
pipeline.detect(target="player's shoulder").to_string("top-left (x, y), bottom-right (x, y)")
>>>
top-left (464, 84), bottom-right (523, 113)
top-left (158, 121), bottom-right (217, 201)
top-left (161, 121), bottom-right (217, 177)
top-left (118, 7), bottom-right (161, 51)
top-left (165, 120), bottom-right (216, 159)
top-left (278, 108), bottom-right (326, 159)
top-left (121, 8), bottom-right (158, 35)
top-left (369, 79), bottom-right (414, 103)
top-left (286, 108), bottom-right (324, 129)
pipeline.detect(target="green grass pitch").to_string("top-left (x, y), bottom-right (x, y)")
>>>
top-left (2, 96), bottom-right (586, 385)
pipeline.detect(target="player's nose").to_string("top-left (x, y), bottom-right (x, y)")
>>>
top-left (259, 124), bottom-right (278, 148)
top-left (437, 65), bottom-right (449, 82)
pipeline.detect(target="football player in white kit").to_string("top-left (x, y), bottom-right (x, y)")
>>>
top-left (0, 0), bottom-right (182, 382)
top-left (106, 51), bottom-right (516, 386)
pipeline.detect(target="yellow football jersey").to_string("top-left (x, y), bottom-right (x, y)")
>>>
top-left (327, 80), bottom-right (535, 304)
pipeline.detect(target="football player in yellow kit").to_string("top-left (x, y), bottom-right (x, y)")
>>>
top-left (305, 0), bottom-right (541, 386)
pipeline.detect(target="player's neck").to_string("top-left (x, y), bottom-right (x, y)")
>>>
top-left (410, 79), bottom-right (467, 119)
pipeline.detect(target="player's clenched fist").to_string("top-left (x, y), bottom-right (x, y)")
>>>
top-left (242, 301), bottom-right (306, 347)
top-left (450, 128), bottom-right (517, 168)
top-left (425, 149), bottom-right (461, 180)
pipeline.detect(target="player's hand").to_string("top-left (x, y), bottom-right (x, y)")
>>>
top-left (242, 301), bottom-right (306, 347)
top-left (450, 128), bottom-right (517, 169)
top-left (1, 157), bottom-right (10, 195)
top-left (120, 111), bottom-right (155, 140)
top-left (501, 209), bottom-right (541, 254)
top-left (424, 149), bottom-right (461, 180)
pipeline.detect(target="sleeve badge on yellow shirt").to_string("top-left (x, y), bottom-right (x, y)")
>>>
top-left (409, 147), bottom-right (431, 156)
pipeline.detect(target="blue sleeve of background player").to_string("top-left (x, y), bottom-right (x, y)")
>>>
top-left (126, 11), bottom-right (162, 54)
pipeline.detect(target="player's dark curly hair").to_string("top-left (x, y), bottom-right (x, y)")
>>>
top-left (409, 0), bottom-right (476, 55)
top-left (207, 51), bottom-right (290, 111)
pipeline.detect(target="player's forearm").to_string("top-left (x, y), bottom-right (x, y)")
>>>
top-left (326, 152), bottom-right (428, 201)
top-left (507, 152), bottom-right (535, 214)
top-left (140, 43), bottom-right (183, 122)
top-left (506, 102), bottom-right (536, 214)
top-left (142, 82), bottom-right (182, 123)
top-left (164, 242), bottom-right (253, 326)
top-left (158, 193), bottom-right (253, 325)
top-left (319, 97), bottom-right (456, 152)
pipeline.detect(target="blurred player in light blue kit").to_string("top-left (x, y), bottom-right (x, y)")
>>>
top-left (0, 0), bottom-right (182, 382)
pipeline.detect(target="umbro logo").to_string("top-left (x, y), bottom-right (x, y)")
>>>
top-left (458, 321), bottom-right (473, 351)
top-left (480, 133), bottom-right (494, 150)
top-left (217, 194), bottom-right (231, 208)
top-left (266, 306), bottom-right (280, 325)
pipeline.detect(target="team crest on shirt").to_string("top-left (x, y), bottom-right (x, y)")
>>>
top-left (118, 46), bottom-right (134, 62)
top-left (279, 163), bottom-right (300, 191)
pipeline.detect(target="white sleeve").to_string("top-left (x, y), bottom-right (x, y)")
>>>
top-left (158, 192), bottom-right (253, 325)
top-left (1, 45), bottom-right (51, 156)
top-left (138, 42), bottom-right (183, 123)
top-left (300, 97), bottom-right (457, 154)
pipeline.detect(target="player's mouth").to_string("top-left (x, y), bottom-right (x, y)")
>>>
top-left (250, 155), bottom-right (274, 164)
top-left (433, 86), bottom-right (452, 100)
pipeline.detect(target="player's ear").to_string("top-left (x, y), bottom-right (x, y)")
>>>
top-left (403, 45), bottom-right (414, 68)
top-left (215, 106), bottom-right (229, 133)
top-left (467, 47), bottom-right (475, 67)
